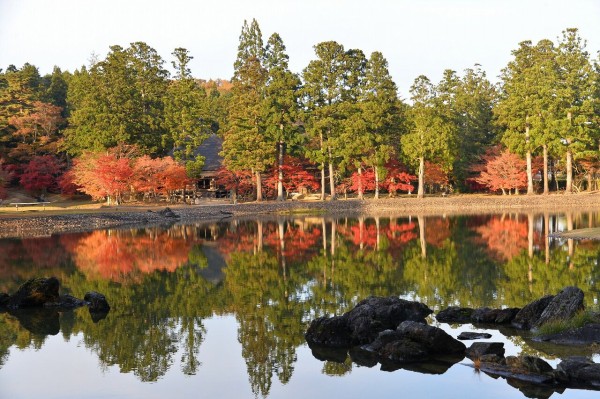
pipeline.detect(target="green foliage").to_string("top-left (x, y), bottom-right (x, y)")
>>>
top-left (535, 309), bottom-right (599, 336)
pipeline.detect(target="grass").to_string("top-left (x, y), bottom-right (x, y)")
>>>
top-left (534, 309), bottom-right (599, 337)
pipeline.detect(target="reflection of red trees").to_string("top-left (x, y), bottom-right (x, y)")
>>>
top-left (475, 216), bottom-right (528, 260)
top-left (336, 219), bottom-right (417, 251)
top-left (425, 218), bottom-right (451, 247)
top-left (62, 230), bottom-right (197, 282)
top-left (263, 223), bottom-right (322, 261)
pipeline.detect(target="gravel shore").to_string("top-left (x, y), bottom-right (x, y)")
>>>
top-left (1, 193), bottom-right (599, 239)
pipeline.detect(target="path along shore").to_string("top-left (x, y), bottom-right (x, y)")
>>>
top-left (1, 193), bottom-right (599, 239)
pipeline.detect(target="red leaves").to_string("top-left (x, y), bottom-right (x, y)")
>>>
top-left (19, 155), bottom-right (63, 193)
top-left (474, 149), bottom-right (527, 193)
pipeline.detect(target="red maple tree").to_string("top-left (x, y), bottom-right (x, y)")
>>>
top-left (475, 150), bottom-right (527, 194)
top-left (19, 155), bottom-right (63, 194)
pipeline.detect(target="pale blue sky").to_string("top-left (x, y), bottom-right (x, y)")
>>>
top-left (1, 0), bottom-right (599, 97)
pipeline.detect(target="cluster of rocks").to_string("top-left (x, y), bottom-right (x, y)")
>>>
top-left (0, 277), bottom-right (110, 327)
top-left (305, 287), bottom-right (600, 393)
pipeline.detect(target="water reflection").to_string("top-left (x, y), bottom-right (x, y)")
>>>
top-left (1, 211), bottom-right (600, 398)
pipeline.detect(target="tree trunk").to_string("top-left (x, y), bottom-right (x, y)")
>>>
top-left (321, 166), bottom-right (326, 201)
top-left (418, 215), bottom-right (426, 258)
top-left (256, 171), bottom-right (263, 201)
top-left (526, 149), bottom-right (534, 195)
top-left (357, 167), bottom-right (364, 200)
top-left (277, 135), bottom-right (285, 201)
top-left (374, 166), bottom-right (380, 199)
top-left (417, 157), bottom-right (425, 198)
top-left (543, 145), bottom-right (549, 195)
top-left (587, 169), bottom-right (593, 192)
top-left (328, 146), bottom-right (336, 200)
top-left (565, 149), bottom-right (573, 194)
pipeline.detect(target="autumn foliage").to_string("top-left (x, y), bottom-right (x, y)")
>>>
top-left (264, 156), bottom-right (320, 197)
top-left (19, 155), bottom-right (63, 194)
top-left (474, 149), bottom-right (527, 194)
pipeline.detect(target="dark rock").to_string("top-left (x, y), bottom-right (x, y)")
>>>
top-left (305, 315), bottom-right (351, 347)
top-left (555, 357), bottom-right (600, 388)
top-left (534, 286), bottom-right (584, 328)
top-left (0, 293), bottom-right (9, 307)
top-left (471, 307), bottom-right (501, 323)
top-left (44, 294), bottom-right (87, 309)
top-left (84, 291), bottom-right (111, 313)
top-left (308, 343), bottom-right (349, 363)
top-left (534, 323), bottom-right (600, 345)
top-left (495, 307), bottom-right (521, 324)
top-left (512, 295), bottom-right (554, 330)
top-left (479, 354), bottom-right (505, 364)
top-left (520, 356), bottom-right (553, 374)
top-left (306, 296), bottom-right (432, 347)
top-left (379, 338), bottom-right (429, 363)
top-left (436, 306), bottom-right (474, 323)
top-left (457, 331), bottom-right (492, 340)
top-left (505, 378), bottom-right (558, 399)
top-left (157, 207), bottom-right (179, 218)
top-left (396, 320), bottom-right (466, 354)
top-left (7, 277), bottom-right (60, 309)
top-left (466, 342), bottom-right (505, 359)
top-left (379, 354), bottom-right (463, 374)
top-left (349, 346), bottom-right (379, 368)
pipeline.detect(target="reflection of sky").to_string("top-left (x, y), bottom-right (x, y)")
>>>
top-left (1, 316), bottom-right (599, 399)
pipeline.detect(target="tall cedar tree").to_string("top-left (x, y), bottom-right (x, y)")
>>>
top-left (222, 19), bottom-right (273, 201)
top-left (262, 33), bottom-right (302, 201)
top-left (360, 51), bottom-right (403, 199)
top-left (164, 47), bottom-right (212, 174)
top-left (401, 76), bottom-right (457, 198)
top-left (302, 41), bottom-right (348, 200)
top-left (552, 28), bottom-right (598, 194)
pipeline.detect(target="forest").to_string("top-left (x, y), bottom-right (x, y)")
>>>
top-left (0, 19), bottom-right (599, 202)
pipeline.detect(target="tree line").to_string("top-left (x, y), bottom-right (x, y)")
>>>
top-left (0, 20), bottom-right (598, 202)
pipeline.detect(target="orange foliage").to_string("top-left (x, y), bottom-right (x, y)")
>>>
top-left (475, 216), bottom-right (529, 260)
top-left (424, 218), bottom-right (451, 247)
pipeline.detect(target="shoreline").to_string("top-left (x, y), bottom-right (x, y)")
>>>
top-left (1, 193), bottom-right (599, 239)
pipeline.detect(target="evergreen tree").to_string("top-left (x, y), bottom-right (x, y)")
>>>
top-left (552, 28), bottom-right (598, 194)
top-left (263, 33), bottom-right (302, 201)
top-left (163, 48), bottom-right (211, 172)
top-left (221, 19), bottom-right (273, 201)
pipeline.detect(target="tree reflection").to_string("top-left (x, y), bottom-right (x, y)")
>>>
top-left (1, 212), bottom-right (600, 394)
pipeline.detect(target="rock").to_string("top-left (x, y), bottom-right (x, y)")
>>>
top-left (494, 307), bottom-right (520, 324)
top-left (534, 323), bottom-right (600, 345)
top-left (0, 293), bottom-right (9, 307)
top-left (436, 306), bottom-right (474, 323)
top-left (457, 332), bottom-right (492, 340)
top-left (43, 294), bottom-right (87, 309)
top-left (471, 307), bottom-right (501, 323)
top-left (7, 277), bottom-right (60, 309)
top-left (84, 291), bottom-right (110, 313)
top-left (306, 296), bottom-right (433, 347)
top-left (9, 308), bottom-right (60, 335)
top-left (396, 320), bottom-right (466, 355)
top-left (479, 354), bottom-right (505, 364)
top-left (534, 286), bottom-right (584, 328)
top-left (157, 207), bottom-right (179, 218)
top-left (511, 295), bottom-right (554, 330)
top-left (466, 342), bottom-right (505, 359)
top-left (555, 357), bottom-right (600, 388)
top-left (305, 315), bottom-right (352, 347)
top-left (520, 356), bottom-right (553, 374)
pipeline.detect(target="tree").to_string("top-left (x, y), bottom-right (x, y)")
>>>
top-left (263, 155), bottom-right (319, 198)
top-left (262, 33), bottom-right (302, 201)
top-left (401, 75), bottom-right (457, 198)
top-left (475, 149), bottom-right (527, 194)
top-left (65, 43), bottom-right (169, 155)
top-left (552, 28), bottom-right (598, 194)
top-left (302, 41), bottom-right (348, 200)
top-left (221, 19), bottom-right (273, 202)
top-left (19, 155), bottom-right (62, 195)
top-left (163, 48), bottom-right (212, 166)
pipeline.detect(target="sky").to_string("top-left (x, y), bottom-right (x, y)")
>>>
top-left (0, 0), bottom-right (599, 97)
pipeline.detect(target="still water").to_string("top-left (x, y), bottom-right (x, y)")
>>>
top-left (1, 212), bottom-right (599, 399)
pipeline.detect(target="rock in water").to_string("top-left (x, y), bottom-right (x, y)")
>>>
top-left (306, 296), bottom-right (433, 347)
top-left (7, 277), bottom-right (60, 309)
top-left (511, 295), bottom-right (554, 330)
top-left (457, 332), bottom-right (492, 340)
top-left (84, 291), bottom-right (111, 313)
top-left (534, 286), bottom-right (584, 328)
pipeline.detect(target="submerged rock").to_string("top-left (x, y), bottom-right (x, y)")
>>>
top-left (534, 323), bottom-right (600, 345)
top-left (85, 291), bottom-right (111, 313)
top-left (465, 342), bottom-right (505, 359)
top-left (457, 331), bottom-right (492, 340)
top-left (436, 306), bottom-right (520, 325)
top-left (435, 307), bottom-right (473, 323)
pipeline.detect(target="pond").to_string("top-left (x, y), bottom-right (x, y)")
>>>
top-left (0, 211), bottom-right (599, 399)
